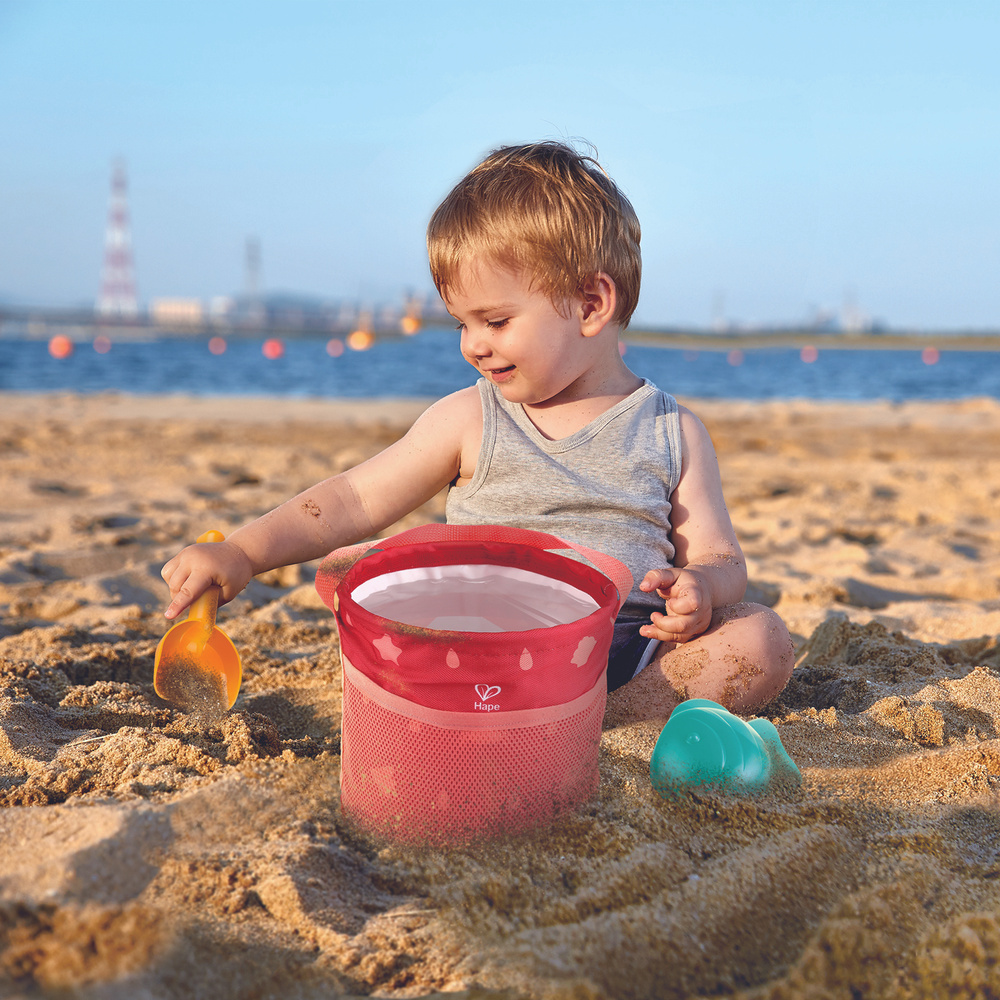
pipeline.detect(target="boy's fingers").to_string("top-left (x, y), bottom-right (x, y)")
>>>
top-left (163, 568), bottom-right (210, 619)
top-left (642, 623), bottom-right (693, 644)
top-left (642, 604), bottom-right (712, 644)
top-left (667, 588), bottom-right (702, 615)
top-left (164, 581), bottom-right (197, 619)
top-left (640, 568), bottom-right (678, 593)
top-left (164, 595), bottom-right (190, 620)
top-left (643, 612), bottom-right (689, 639)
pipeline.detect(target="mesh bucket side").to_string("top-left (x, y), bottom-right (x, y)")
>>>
top-left (340, 656), bottom-right (606, 844)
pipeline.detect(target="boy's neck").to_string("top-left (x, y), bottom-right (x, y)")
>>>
top-left (520, 358), bottom-right (644, 441)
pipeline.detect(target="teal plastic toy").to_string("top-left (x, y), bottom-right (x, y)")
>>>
top-left (650, 699), bottom-right (802, 797)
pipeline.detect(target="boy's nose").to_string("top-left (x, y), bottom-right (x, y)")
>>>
top-left (461, 328), bottom-right (492, 359)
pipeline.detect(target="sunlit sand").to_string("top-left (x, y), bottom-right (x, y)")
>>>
top-left (1, 391), bottom-right (998, 998)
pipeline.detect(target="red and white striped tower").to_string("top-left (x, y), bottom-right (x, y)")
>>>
top-left (96, 159), bottom-right (139, 318)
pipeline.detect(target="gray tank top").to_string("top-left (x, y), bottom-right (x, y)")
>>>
top-left (446, 378), bottom-right (682, 618)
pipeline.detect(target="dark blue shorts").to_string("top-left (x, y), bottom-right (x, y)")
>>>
top-left (606, 616), bottom-right (660, 692)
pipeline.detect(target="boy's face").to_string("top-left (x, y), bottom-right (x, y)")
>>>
top-left (445, 262), bottom-right (596, 407)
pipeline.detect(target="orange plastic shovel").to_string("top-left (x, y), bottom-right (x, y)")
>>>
top-left (154, 530), bottom-right (242, 714)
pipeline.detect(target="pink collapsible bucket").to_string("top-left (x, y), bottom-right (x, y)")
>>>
top-left (315, 524), bottom-right (631, 844)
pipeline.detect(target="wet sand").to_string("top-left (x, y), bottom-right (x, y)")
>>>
top-left (1, 390), bottom-right (999, 999)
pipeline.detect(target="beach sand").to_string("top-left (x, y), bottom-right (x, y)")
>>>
top-left (1, 390), bottom-right (999, 999)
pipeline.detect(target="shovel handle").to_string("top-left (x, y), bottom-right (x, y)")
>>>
top-left (187, 585), bottom-right (220, 630)
top-left (186, 530), bottom-right (226, 628)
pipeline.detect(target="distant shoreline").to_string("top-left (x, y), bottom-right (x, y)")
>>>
top-left (4, 313), bottom-right (1000, 352)
top-left (624, 329), bottom-right (1000, 351)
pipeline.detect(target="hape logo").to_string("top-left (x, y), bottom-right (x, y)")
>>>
top-left (474, 683), bottom-right (501, 711)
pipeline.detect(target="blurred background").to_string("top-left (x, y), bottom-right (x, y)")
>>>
top-left (1, 0), bottom-right (999, 398)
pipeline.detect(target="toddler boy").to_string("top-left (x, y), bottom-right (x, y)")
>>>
top-left (163, 141), bottom-right (794, 724)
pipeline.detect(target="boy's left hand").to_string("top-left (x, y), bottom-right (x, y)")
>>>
top-left (638, 567), bottom-right (713, 644)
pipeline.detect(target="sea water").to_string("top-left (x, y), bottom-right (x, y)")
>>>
top-left (2, 329), bottom-right (999, 401)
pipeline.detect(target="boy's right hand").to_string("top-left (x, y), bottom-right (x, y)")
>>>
top-left (638, 566), bottom-right (714, 644)
top-left (161, 540), bottom-right (255, 620)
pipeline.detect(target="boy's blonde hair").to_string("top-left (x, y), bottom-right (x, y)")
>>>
top-left (427, 141), bottom-right (642, 328)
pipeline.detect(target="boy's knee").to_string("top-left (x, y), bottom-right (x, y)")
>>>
top-left (722, 602), bottom-right (795, 682)
top-left (750, 604), bottom-right (795, 683)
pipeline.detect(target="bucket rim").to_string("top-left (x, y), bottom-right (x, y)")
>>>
top-left (335, 537), bottom-right (620, 639)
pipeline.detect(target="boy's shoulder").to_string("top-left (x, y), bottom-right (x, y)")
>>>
top-left (676, 401), bottom-right (702, 426)
top-left (408, 384), bottom-right (483, 443)
top-left (426, 384), bottom-right (482, 421)
top-left (673, 402), bottom-right (723, 479)
top-left (410, 385), bottom-right (483, 474)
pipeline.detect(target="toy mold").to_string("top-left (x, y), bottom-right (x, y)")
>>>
top-left (650, 698), bottom-right (802, 798)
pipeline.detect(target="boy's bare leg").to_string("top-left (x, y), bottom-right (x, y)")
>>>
top-left (603, 603), bottom-right (795, 728)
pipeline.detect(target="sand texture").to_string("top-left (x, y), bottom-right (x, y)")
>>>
top-left (1, 390), bottom-right (999, 999)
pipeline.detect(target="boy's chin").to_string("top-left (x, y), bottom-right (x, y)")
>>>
top-left (484, 373), bottom-right (525, 398)
top-left (492, 379), bottom-right (533, 403)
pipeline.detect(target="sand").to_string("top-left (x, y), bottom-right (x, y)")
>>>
top-left (1, 389), bottom-right (999, 999)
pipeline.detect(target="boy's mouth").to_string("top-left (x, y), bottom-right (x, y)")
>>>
top-left (485, 364), bottom-right (516, 382)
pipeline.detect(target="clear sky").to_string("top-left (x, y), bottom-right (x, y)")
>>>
top-left (1, 0), bottom-right (998, 330)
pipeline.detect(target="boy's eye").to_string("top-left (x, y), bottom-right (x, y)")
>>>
top-left (485, 318), bottom-right (509, 330)
top-left (454, 322), bottom-right (466, 332)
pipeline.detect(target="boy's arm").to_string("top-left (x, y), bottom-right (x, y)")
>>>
top-left (639, 406), bottom-right (747, 644)
top-left (161, 387), bottom-right (480, 619)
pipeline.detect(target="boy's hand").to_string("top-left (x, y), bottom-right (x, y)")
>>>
top-left (638, 567), bottom-right (713, 644)
top-left (161, 540), bottom-right (255, 620)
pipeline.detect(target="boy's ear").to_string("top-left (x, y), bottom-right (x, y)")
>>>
top-left (578, 272), bottom-right (617, 337)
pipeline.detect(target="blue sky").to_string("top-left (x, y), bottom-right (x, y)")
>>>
top-left (1, 0), bottom-right (998, 329)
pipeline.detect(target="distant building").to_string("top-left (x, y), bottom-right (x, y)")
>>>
top-left (97, 160), bottom-right (139, 319)
top-left (209, 296), bottom-right (236, 319)
top-left (150, 298), bottom-right (205, 327)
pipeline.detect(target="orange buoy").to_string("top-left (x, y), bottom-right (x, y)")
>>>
top-left (262, 338), bottom-right (284, 360)
top-left (48, 334), bottom-right (74, 359)
top-left (347, 330), bottom-right (375, 351)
